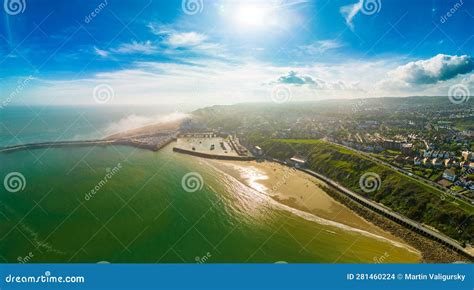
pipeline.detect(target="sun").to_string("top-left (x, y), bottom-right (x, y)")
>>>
top-left (234, 4), bottom-right (269, 29)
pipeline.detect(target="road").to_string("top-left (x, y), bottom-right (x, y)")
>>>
top-left (328, 141), bottom-right (473, 206)
top-left (272, 158), bottom-right (473, 260)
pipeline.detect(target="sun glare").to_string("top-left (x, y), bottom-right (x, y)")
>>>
top-left (235, 4), bottom-right (269, 28)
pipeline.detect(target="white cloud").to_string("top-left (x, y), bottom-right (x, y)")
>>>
top-left (340, 0), bottom-right (363, 30)
top-left (94, 46), bottom-right (109, 57)
top-left (113, 41), bottom-right (158, 55)
top-left (386, 54), bottom-right (474, 84)
top-left (299, 39), bottom-right (344, 54)
top-left (164, 32), bottom-right (207, 48)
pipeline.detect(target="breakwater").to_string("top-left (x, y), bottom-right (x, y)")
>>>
top-left (172, 147), bottom-right (255, 161)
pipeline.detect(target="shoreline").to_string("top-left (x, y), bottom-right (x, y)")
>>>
top-left (203, 158), bottom-right (472, 263)
top-left (321, 184), bottom-right (471, 263)
top-left (204, 159), bottom-right (422, 262)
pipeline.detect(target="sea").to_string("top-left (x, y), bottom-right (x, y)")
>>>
top-left (0, 106), bottom-right (419, 263)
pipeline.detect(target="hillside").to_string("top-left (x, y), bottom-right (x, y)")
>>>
top-left (252, 138), bottom-right (474, 245)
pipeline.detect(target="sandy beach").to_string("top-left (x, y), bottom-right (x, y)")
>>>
top-left (207, 159), bottom-right (421, 258)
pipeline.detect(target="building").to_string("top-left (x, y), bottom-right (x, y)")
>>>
top-left (413, 157), bottom-right (421, 165)
top-left (442, 169), bottom-right (456, 182)
top-left (431, 158), bottom-right (443, 167)
top-left (383, 140), bottom-right (402, 150)
top-left (253, 146), bottom-right (263, 157)
top-left (462, 151), bottom-right (473, 161)
top-left (289, 156), bottom-right (307, 168)
top-left (401, 143), bottom-right (413, 155)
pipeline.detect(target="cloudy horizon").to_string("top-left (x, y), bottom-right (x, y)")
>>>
top-left (1, 0), bottom-right (473, 106)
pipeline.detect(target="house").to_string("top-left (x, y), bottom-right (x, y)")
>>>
top-left (443, 158), bottom-right (453, 167)
top-left (422, 158), bottom-right (430, 166)
top-left (413, 157), bottom-right (421, 165)
top-left (442, 169), bottom-right (456, 182)
top-left (431, 158), bottom-right (443, 167)
top-left (462, 151), bottom-right (473, 161)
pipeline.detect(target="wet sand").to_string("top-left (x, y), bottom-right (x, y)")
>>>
top-left (207, 159), bottom-right (421, 259)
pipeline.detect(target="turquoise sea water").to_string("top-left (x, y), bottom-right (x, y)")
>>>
top-left (0, 107), bottom-right (419, 263)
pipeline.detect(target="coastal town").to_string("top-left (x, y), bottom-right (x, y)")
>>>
top-left (191, 97), bottom-right (474, 205)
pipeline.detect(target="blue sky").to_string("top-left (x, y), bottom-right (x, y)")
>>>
top-left (0, 0), bottom-right (473, 106)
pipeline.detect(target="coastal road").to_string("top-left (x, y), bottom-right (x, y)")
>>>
top-left (327, 141), bottom-right (473, 206)
top-left (272, 158), bottom-right (473, 260)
